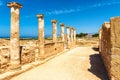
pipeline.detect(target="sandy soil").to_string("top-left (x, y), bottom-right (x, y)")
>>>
top-left (10, 47), bottom-right (109, 80)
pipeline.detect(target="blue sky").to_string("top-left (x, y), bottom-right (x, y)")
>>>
top-left (0, 0), bottom-right (120, 37)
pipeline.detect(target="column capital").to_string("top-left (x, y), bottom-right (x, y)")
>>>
top-left (37, 14), bottom-right (44, 19)
top-left (7, 2), bottom-right (22, 8)
top-left (70, 27), bottom-right (74, 30)
top-left (66, 26), bottom-right (71, 28)
top-left (73, 28), bottom-right (76, 30)
top-left (60, 23), bottom-right (64, 26)
top-left (51, 20), bottom-right (57, 23)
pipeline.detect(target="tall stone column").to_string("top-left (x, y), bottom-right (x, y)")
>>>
top-left (66, 26), bottom-right (70, 48)
top-left (60, 23), bottom-right (64, 42)
top-left (37, 14), bottom-right (44, 60)
top-left (70, 28), bottom-right (74, 42)
top-left (8, 2), bottom-right (22, 70)
top-left (73, 28), bottom-right (76, 45)
top-left (51, 20), bottom-right (57, 43)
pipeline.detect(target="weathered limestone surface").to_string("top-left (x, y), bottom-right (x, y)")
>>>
top-left (0, 47), bottom-right (9, 73)
top-left (66, 26), bottom-right (70, 49)
top-left (8, 2), bottom-right (22, 70)
top-left (99, 29), bottom-right (102, 53)
top-left (21, 46), bottom-right (36, 65)
top-left (100, 17), bottom-right (120, 80)
top-left (51, 20), bottom-right (57, 43)
top-left (110, 17), bottom-right (120, 80)
top-left (55, 42), bottom-right (64, 53)
top-left (60, 23), bottom-right (65, 42)
top-left (66, 27), bottom-right (76, 49)
top-left (70, 28), bottom-right (74, 42)
top-left (73, 28), bottom-right (76, 46)
top-left (37, 14), bottom-right (44, 60)
top-left (44, 42), bottom-right (64, 58)
top-left (0, 1), bottom-right (77, 75)
top-left (100, 22), bottom-right (111, 79)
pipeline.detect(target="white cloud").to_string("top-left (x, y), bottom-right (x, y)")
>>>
top-left (89, 2), bottom-right (120, 8)
top-left (46, 9), bottom-right (76, 15)
top-left (45, 1), bottom-right (120, 15)
top-left (0, 0), bottom-right (3, 6)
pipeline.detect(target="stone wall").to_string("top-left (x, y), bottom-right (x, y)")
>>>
top-left (0, 41), bottom-right (65, 73)
top-left (21, 46), bottom-right (36, 65)
top-left (110, 17), bottom-right (120, 80)
top-left (68, 42), bottom-right (74, 49)
top-left (0, 47), bottom-right (9, 73)
top-left (44, 42), bottom-right (55, 58)
top-left (56, 42), bottom-right (64, 53)
top-left (99, 17), bottom-right (120, 80)
top-left (100, 22), bottom-right (111, 79)
top-left (44, 42), bottom-right (64, 58)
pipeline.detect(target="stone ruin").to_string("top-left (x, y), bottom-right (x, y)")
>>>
top-left (0, 2), bottom-right (76, 73)
top-left (99, 17), bottom-right (120, 80)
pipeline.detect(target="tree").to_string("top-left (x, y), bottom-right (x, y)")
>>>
top-left (76, 32), bottom-right (88, 38)
top-left (92, 33), bottom-right (99, 37)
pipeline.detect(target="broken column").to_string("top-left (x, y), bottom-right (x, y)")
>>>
top-left (37, 14), bottom-right (44, 60)
top-left (7, 2), bottom-right (22, 70)
top-left (66, 26), bottom-right (70, 49)
top-left (51, 20), bottom-right (57, 43)
top-left (60, 23), bottom-right (65, 42)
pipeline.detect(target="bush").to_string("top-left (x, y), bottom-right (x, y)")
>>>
top-left (92, 33), bottom-right (99, 37)
top-left (76, 32), bottom-right (88, 38)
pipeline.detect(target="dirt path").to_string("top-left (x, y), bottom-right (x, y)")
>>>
top-left (10, 47), bottom-right (109, 80)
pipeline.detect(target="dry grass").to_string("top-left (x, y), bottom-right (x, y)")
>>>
top-left (76, 37), bottom-right (99, 47)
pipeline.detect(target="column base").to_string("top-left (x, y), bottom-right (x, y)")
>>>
top-left (35, 55), bottom-right (45, 61)
top-left (39, 55), bottom-right (45, 60)
top-left (9, 65), bottom-right (21, 70)
top-left (9, 60), bottom-right (21, 70)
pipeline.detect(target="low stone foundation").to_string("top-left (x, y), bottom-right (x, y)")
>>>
top-left (44, 42), bottom-right (64, 58)
top-left (21, 46), bottom-right (36, 65)
top-left (0, 47), bottom-right (9, 74)
top-left (0, 41), bottom-right (65, 74)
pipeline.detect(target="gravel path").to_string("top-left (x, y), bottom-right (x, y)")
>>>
top-left (10, 47), bottom-right (109, 80)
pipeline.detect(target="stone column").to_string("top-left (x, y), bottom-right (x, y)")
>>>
top-left (37, 14), bottom-right (44, 60)
top-left (70, 28), bottom-right (74, 42)
top-left (7, 2), bottom-right (22, 70)
top-left (73, 28), bottom-right (76, 45)
top-left (66, 26), bottom-right (70, 48)
top-left (51, 20), bottom-right (57, 43)
top-left (60, 23), bottom-right (64, 42)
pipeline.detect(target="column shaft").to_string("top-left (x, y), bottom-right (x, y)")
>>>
top-left (73, 28), bottom-right (76, 46)
top-left (70, 28), bottom-right (74, 42)
top-left (37, 14), bottom-right (44, 60)
top-left (66, 26), bottom-right (70, 48)
top-left (51, 20), bottom-right (57, 43)
top-left (60, 23), bottom-right (64, 42)
top-left (8, 2), bottom-right (22, 70)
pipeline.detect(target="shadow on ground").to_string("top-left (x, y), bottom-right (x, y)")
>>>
top-left (88, 53), bottom-right (109, 80)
